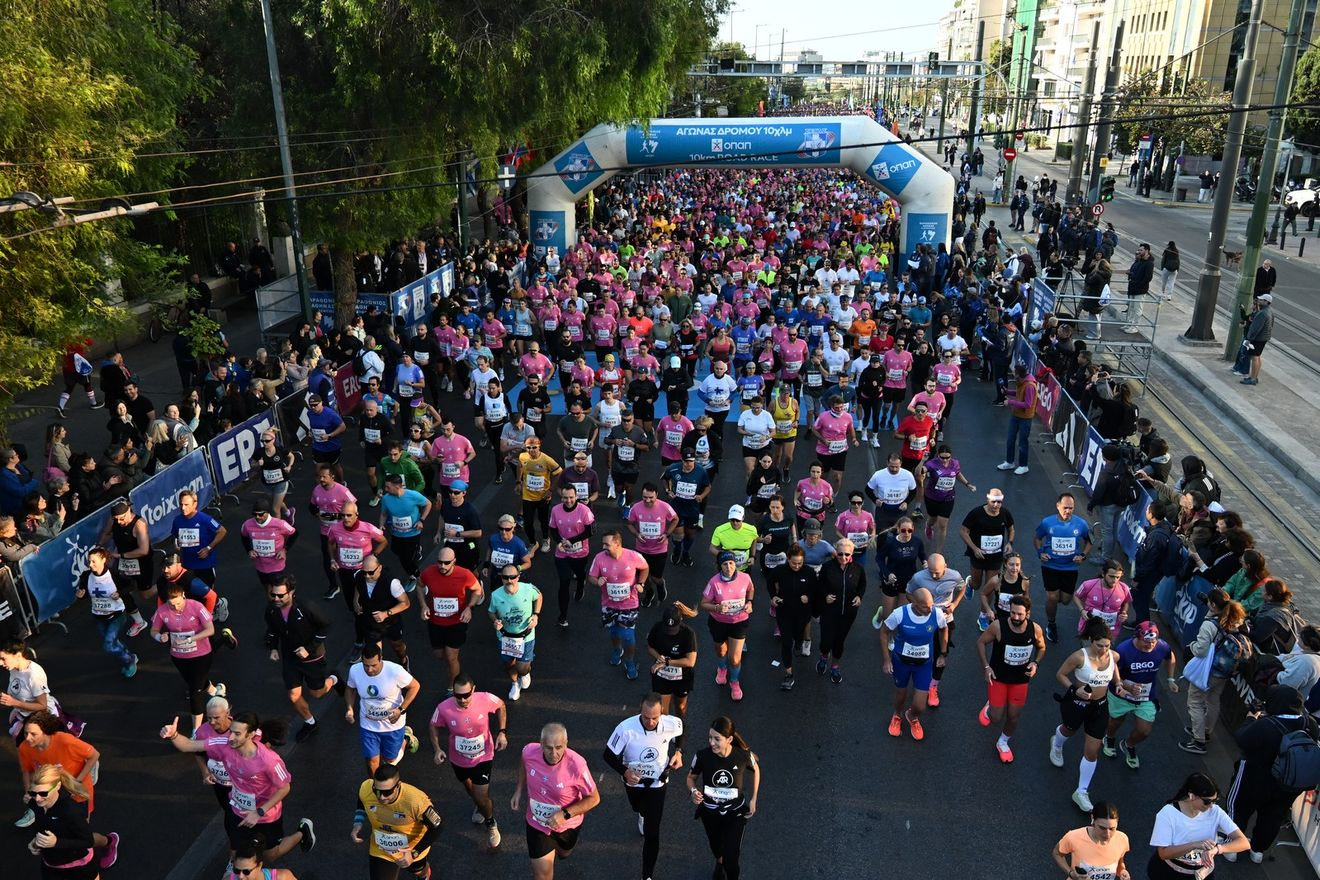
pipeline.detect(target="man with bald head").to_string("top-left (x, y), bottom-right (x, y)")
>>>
top-left (906, 553), bottom-right (968, 708)
top-left (512, 722), bottom-right (601, 879)
top-left (880, 586), bottom-right (948, 741)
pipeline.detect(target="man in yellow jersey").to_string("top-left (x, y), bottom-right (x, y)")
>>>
top-left (709, 505), bottom-right (759, 572)
top-left (516, 437), bottom-right (563, 553)
top-left (769, 383), bottom-right (800, 472)
top-left (352, 762), bottom-right (443, 879)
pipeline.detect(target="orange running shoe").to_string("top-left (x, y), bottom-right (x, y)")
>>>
top-left (905, 710), bottom-right (925, 741)
top-left (978, 702), bottom-right (991, 727)
top-left (928, 682), bottom-right (940, 708)
top-left (997, 740), bottom-right (1014, 763)
top-left (888, 713), bottom-right (903, 737)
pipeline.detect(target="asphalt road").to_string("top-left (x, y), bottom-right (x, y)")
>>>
top-left (0, 326), bottom-right (1280, 880)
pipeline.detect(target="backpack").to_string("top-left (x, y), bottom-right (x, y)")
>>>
top-left (1256, 604), bottom-right (1306, 655)
top-left (1270, 718), bottom-right (1320, 790)
top-left (352, 348), bottom-right (368, 378)
top-left (1115, 469), bottom-right (1140, 507)
top-left (1211, 628), bottom-right (1253, 678)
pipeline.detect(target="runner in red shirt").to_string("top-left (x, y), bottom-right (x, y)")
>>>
top-left (418, 548), bottom-right (483, 691)
top-left (894, 401), bottom-right (937, 512)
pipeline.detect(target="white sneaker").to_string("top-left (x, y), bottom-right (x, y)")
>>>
top-left (540, 539), bottom-right (551, 553)
top-left (471, 808), bottom-right (485, 825)
top-left (871, 435), bottom-right (881, 448)
top-left (1072, 788), bottom-right (1093, 812)
top-left (488, 822), bottom-right (501, 849)
top-left (518, 673), bottom-right (531, 689)
top-left (1249, 850), bottom-right (1264, 864)
top-left (14, 808), bottom-right (34, 828)
top-left (638, 814), bottom-right (646, 836)
top-left (1049, 738), bottom-right (1065, 767)
top-left (800, 639), bottom-right (812, 657)
top-left (1013, 465), bottom-right (1029, 475)
top-left (997, 461), bottom-right (1015, 471)
top-left (860, 429), bottom-right (869, 442)
top-left (508, 681), bottom-right (521, 701)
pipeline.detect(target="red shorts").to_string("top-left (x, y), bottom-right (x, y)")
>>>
top-left (987, 680), bottom-right (1030, 708)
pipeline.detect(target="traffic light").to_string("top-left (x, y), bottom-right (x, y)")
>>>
top-left (928, 51), bottom-right (939, 70)
top-left (1100, 177), bottom-right (1115, 202)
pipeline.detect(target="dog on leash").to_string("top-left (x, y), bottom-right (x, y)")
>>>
top-left (1222, 248), bottom-right (1243, 268)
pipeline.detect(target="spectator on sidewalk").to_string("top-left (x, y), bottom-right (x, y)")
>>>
top-left (0, 447), bottom-right (40, 516)
top-left (1122, 243), bottom-right (1154, 335)
top-left (1158, 242), bottom-right (1179, 301)
top-left (1198, 170), bottom-right (1214, 203)
top-left (1254, 259), bottom-right (1276, 296)
top-left (1241, 293), bottom-right (1274, 387)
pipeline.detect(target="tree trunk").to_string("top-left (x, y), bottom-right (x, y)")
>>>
top-left (476, 184), bottom-right (495, 243)
top-left (332, 247), bottom-right (358, 329)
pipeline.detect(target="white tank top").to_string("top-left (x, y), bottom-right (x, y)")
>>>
top-left (1075, 649), bottom-right (1115, 691)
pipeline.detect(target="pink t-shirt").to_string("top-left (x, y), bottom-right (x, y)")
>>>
top-left (882, 350), bottom-right (913, 389)
top-left (310, 482), bottom-right (355, 536)
top-left (522, 743), bottom-right (597, 833)
top-left (796, 478), bottom-right (834, 520)
top-left (241, 516), bottom-right (297, 574)
top-left (589, 548), bottom-right (647, 610)
top-left (779, 339), bottom-right (809, 378)
top-left (434, 326), bottom-right (459, 358)
top-left (911, 391), bottom-right (947, 421)
top-left (519, 353), bottom-right (553, 381)
top-left (627, 500), bottom-right (677, 555)
top-left (834, 509), bottom-right (876, 547)
top-left (932, 362), bottom-right (961, 394)
top-left (549, 502), bottom-right (595, 558)
top-left (1076, 578), bottom-right (1133, 634)
top-left (429, 434), bottom-right (475, 487)
top-left (657, 415), bottom-right (694, 461)
top-left (328, 521), bottom-right (385, 571)
top-left (813, 410), bottom-right (853, 456)
top-left (561, 310), bottom-right (586, 342)
top-left (205, 738), bottom-right (290, 819)
top-left (152, 599), bottom-right (213, 658)
top-left (703, 572), bottom-right (754, 624)
top-left (431, 692), bottom-right (503, 767)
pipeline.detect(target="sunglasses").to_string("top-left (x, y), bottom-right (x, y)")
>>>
top-left (838, 552), bottom-right (854, 558)
top-left (373, 785), bottom-right (400, 798)
top-left (449, 490), bottom-right (465, 495)
top-left (363, 568), bottom-right (383, 577)
top-left (501, 574), bottom-right (518, 581)
top-left (453, 691), bottom-right (474, 700)
top-left (27, 789), bottom-right (55, 798)
top-left (850, 500), bottom-right (864, 505)
top-left (232, 869), bottom-right (259, 877)
top-left (268, 592), bottom-right (289, 599)
top-left (499, 525), bottom-right (514, 531)
top-left (343, 513), bottom-right (358, 519)
top-left (438, 560), bottom-right (455, 567)
top-left (898, 528), bottom-right (914, 534)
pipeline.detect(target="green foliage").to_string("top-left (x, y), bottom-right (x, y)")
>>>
top-left (1289, 46), bottom-right (1320, 151)
top-left (1112, 69), bottom-right (1229, 155)
top-left (0, 0), bottom-right (195, 424)
top-left (180, 312), bottom-right (228, 359)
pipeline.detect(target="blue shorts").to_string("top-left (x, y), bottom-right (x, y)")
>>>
top-left (360, 725), bottom-right (407, 760)
top-left (500, 637), bottom-right (536, 664)
top-left (891, 653), bottom-right (935, 691)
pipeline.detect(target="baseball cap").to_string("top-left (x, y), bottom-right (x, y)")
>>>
top-left (307, 393), bottom-right (323, 405)
top-left (1256, 293), bottom-right (1273, 303)
top-left (681, 448), bottom-right (696, 461)
top-left (449, 480), bottom-right (469, 492)
top-left (662, 605), bottom-right (683, 628)
top-left (1137, 621), bottom-right (1160, 641)
top-left (717, 550), bottom-right (737, 564)
top-left (727, 504), bottom-right (745, 521)
top-left (802, 520), bottom-right (822, 534)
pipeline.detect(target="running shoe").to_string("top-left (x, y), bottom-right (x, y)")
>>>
top-left (1045, 622), bottom-right (1058, 644)
top-left (978, 702), bottom-right (990, 727)
top-left (800, 639), bottom-right (812, 656)
top-left (404, 577), bottom-right (417, 594)
top-left (299, 818), bottom-right (317, 852)
top-left (488, 821), bottom-right (502, 849)
top-left (638, 815), bottom-right (646, 836)
top-left (214, 597), bottom-right (230, 622)
top-left (977, 612), bottom-right (990, 632)
top-left (220, 627), bottom-right (238, 650)
top-left (508, 681), bottom-right (521, 701)
top-left (1049, 737), bottom-right (1065, 767)
top-left (669, 547), bottom-right (681, 564)
top-left (927, 681), bottom-right (940, 707)
top-left (715, 666), bottom-right (728, 685)
top-left (471, 808), bottom-right (485, 824)
top-left (541, 539), bottom-right (552, 554)
top-left (905, 710), bottom-right (925, 741)
top-left (557, 617), bottom-right (569, 628)
top-left (1249, 851), bottom-right (1264, 863)
top-left (519, 673), bottom-right (531, 690)
top-left (609, 647), bottom-right (624, 666)
top-left (1071, 789), bottom-right (1093, 812)
top-left (14, 808), bottom-right (34, 828)
top-left (780, 674), bottom-right (796, 691)
top-left (405, 726), bottom-right (419, 754)
top-left (871, 609), bottom-right (884, 630)
top-left (123, 655), bottom-right (139, 679)
top-left (322, 585), bottom-right (340, 601)
top-left (99, 831), bottom-right (119, 868)
top-left (925, 523), bottom-right (934, 539)
top-left (1013, 466), bottom-right (1029, 476)
top-left (625, 660), bottom-right (638, 681)
top-left (681, 554), bottom-right (694, 567)
top-left (830, 666), bottom-right (842, 684)
top-left (996, 461), bottom-right (1015, 471)
top-left (697, 514), bottom-right (704, 529)
top-left (1120, 739), bottom-right (1140, 769)
top-left (996, 741), bottom-right (1014, 763)
top-left (1178, 739), bottom-right (1207, 755)
top-left (90, 400), bottom-right (104, 409)
top-left (815, 657), bottom-right (828, 675)
top-left (730, 682), bottom-right (743, 701)
top-left (213, 682), bottom-right (227, 698)
top-left (126, 619), bottom-right (148, 638)
top-left (1223, 852), bottom-right (1239, 863)
top-left (330, 674), bottom-right (346, 698)
top-left (1101, 736), bottom-right (1116, 758)
top-left (888, 714), bottom-right (903, 737)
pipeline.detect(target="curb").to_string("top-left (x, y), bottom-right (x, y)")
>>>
top-left (1151, 344), bottom-right (1320, 500)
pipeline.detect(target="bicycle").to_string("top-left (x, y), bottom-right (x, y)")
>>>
top-left (147, 298), bottom-right (187, 343)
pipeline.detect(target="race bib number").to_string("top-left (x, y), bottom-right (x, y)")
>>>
top-left (732, 549), bottom-right (749, 567)
top-left (413, 351), bottom-right (430, 364)
top-left (500, 635), bottom-right (526, 656)
top-left (827, 438), bottom-right (848, 454)
top-left (807, 374), bottom-right (824, 388)
top-left (675, 482), bottom-right (697, 500)
top-left (374, 830), bottom-right (409, 852)
top-left (935, 476), bottom-right (955, 492)
top-left (720, 598), bottom-right (746, 615)
top-left (91, 595), bottom-right (117, 615)
top-left (529, 799), bottom-right (560, 827)
top-left (170, 631), bottom-right (198, 654)
top-left (363, 428), bottom-right (382, 444)
top-left (177, 528), bottom-right (201, 548)
top-left (937, 372), bottom-right (953, 387)
top-left (1003, 644), bottom-right (1033, 666)
top-left (206, 758), bottom-right (230, 786)
top-left (432, 597), bottom-right (460, 616)
top-left (525, 474), bottom-right (546, 492)
top-left (606, 581), bottom-right (633, 601)
top-left (571, 437), bottom-right (589, 451)
top-left (442, 462), bottom-right (460, 478)
top-left (1051, 537), bottom-right (1077, 556)
top-left (764, 551), bottom-right (787, 568)
top-left (118, 557), bottom-right (141, 576)
top-left (703, 785), bottom-right (738, 802)
top-left (847, 531), bottom-right (869, 548)
top-left (804, 495), bottom-right (823, 511)
top-left (486, 401), bottom-right (507, 420)
top-left (741, 387), bottom-right (757, 401)
top-left (997, 592), bottom-right (1015, 612)
top-left (979, 535), bottom-right (1004, 553)
top-left (543, 318), bottom-right (558, 331)
top-left (784, 360), bottom-right (803, 373)
top-left (1094, 609), bottom-right (1119, 627)
top-left (639, 520), bottom-right (662, 538)
top-left (339, 546), bottom-right (364, 565)
top-left (657, 664), bottom-right (684, 681)
top-left (775, 420), bottom-right (794, 434)
top-left (252, 538), bottom-right (277, 556)
top-left (664, 430), bottom-right (684, 447)
top-left (231, 789), bottom-right (257, 813)
top-left (311, 428), bottom-right (327, 443)
top-left (616, 444), bottom-right (636, 462)
top-left (887, 368), bottom-right (905, 382)
top-left (392, 515), bottom-right (415, 532)
top-left (454, 734), bottom-right (485, 757)
top-left (908, 435), bottom-right (928, 452)
top-left (1121, 679), bottom-right (1153, 701)
top-left (572, 481), bottom-right (590, 498)
top-left (883, 488), bottom-right (905, 504)
top-left (490, 549), bottom-right (514, 567)
top-left (563, 540), bottom-right (583, 555)
top-left (262, 468), bottom-right (285, 484)
top-left (900, 641), bottom-right (930, 661)
top-left (757, 483), bottom-right (778, 499)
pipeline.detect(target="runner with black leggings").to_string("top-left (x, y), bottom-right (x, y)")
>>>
top-left (687, 716), bottom-right (760, 880)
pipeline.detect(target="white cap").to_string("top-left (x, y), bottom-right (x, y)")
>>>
top-left (727, 504), bottom-right (746, 521)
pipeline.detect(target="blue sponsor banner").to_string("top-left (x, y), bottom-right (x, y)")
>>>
top-left (207, 409), bottom-right (280, 494)
top-left (1172, 574), bottom-right (1215, 646)
top-left (553, 140), bottom-right (605, 194)
top-left (20, 505), bottom-right (113, 623)
top-left (1073, 424), bottom-right (1107, 496)
top-left (309, 290), bottom-right (390, 316)
top-left (128, 448), bottom-right (215, 544)
top-left (625, 122), bottom-right (841, 166)
top-left (1029, 278), bottom-right (1057, 329)
top-left (863, 142), bottom-right (923, 194)
top-left (530, 209), bottom-right (568, 260)
top-left (905, 211), bottom-right (947, 259)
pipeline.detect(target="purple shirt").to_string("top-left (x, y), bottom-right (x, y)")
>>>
top-left (923, 457), bottom-right (962, 502)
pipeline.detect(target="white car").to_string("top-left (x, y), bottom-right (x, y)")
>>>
top-left (1284, 187), bottom-right (1319, 216)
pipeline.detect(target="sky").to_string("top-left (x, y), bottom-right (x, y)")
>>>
top-left (720, 0), bottom-right (954, 61)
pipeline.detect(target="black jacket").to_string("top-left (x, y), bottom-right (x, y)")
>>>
top-left (264, 598), bottom-right (330, 658)
top-left (33, 794), bottom-right (96, 868)
top-left (771, 564), bottom-right (819, 617)
top-left (1134, 520), bottom-right (1176, 584)
top-left (814, 559), bottom-right (866, 618)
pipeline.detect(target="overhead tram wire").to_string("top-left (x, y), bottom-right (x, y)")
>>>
top-left (6, 100), bottom-right (1319, 243)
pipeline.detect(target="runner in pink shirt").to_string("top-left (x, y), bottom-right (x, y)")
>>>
top-left (880, 340), bottom-right (914, 430)
top-left (778, 333), bottom-right (809, 388)
top-left (308, 466), bottom-right (356, 598)
top-left (429, 676), bottom-right (507, 842)
top-left (909, 378), bottom-right (948, 425)
top-left (931, 352), bottom-right (963, 423)
top-left (701, 553), bottom-right (755, 700)
top-left (812, 395), bottom-right (857, 493)
top-left (626, 487), bottom-right (679, 606)
top-left (795, 463), bottom-right (835, 527)
top-left (327, 503), bottom-right (387, 610)
top-left (1075, 561), bottom-right (1133, 638)
top-left (588, 530), bottom-right (650, 679)
top-left (241, 500), bottom-right (298, 586)
top-left (549, 486), bottom-right (596, 625)
top-left (429, 420), bottom-right (476, 490)
top-left (162, 711), bottom-right (313, 862)
top-left (834, 492), bottom-right (878, 564)
top-left (561, 303), bottom-right (586, 343)
top-left (656, 404), bottom-right (694, 465)
top-left (518, 349), bottom-right (554, 383)
top-left (513, 727), bottom-right (600, 871)
top-left (152, 581), bottom-right (217, 732)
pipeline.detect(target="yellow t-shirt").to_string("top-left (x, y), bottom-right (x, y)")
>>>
top-left (710, 522), bottom-right (759, 571)
top-left (357, 779), bottom-right (439, 861)
top-left (518, 452), bottom-right (563, 502)
top-left (770, 397), bottom-right (799, 440)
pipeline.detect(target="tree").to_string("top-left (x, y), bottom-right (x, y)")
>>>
top-left (1112, 69), bottom-right (1230, 155)
top-left (1289, 45), bottom-right (1320, 151)
top-left (0, 0), bottom-right (195, 430)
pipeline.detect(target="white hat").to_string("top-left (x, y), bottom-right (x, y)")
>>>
top-left (727, 504), bottom-right (746, 521)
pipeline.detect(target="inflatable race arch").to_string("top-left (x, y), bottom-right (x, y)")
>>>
top-left (526, 116), bottom-right (954, 262)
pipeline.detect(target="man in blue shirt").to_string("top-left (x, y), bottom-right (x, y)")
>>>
top-left (1033, 492), bottom-right (1093, 644)
top-left (171, 488), bottom-right (227, 586)
top-left (307, 393), bottom-right (347, 478)
top-left (378, 473), bottom-right (432, 590)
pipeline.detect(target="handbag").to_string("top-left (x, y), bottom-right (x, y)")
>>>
top-left (1184, 645), bottom-right (1216, 691)
top-left (41, 445), bottom-right (65, 485)
top-left (1098, 283), bottom-right (1112, 308)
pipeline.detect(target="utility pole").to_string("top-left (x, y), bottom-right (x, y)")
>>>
top-left (1186, 0), bottom-right (1263, 342)
top-left (1225, 0), bottom-right (1305, 356)
top-left (1086, 21), bottom-right (1124, 202)
top-left (938, 78), bottom-right (950, 151)
top-left (258, 0), bottom-right (312, 322)
top-left (1067, 20), bottom-right (1101, 204)
top-left (968, 21), bottom-right (985, 157)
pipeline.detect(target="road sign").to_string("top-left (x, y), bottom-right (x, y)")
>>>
top-left (1003, 148), bottom-right (1017, 162)
top-left (1092, 203), bottom-right (1104, 216)
top-left (1099, 157), bottom-right (1109, 169)
top-left (1015, 131), bottom-right (1025, 142)
top-left (498, 164), bottom-right (515, 191)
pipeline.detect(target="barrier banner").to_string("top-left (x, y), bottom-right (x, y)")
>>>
top-left (333, 364), bottom-right (363, 416)
top-left (207, 409), bottom-right (281, 494)
top-left (1036, 370), bottom-right (1062, 429)
top-left (128, 448), bottom-right (215, 544)
top-left (1073, 424), bottom-right (1107, 496)
top-left (0, 567), bottom-right (33, 640)
top-left (19, 503), bottom-right (114, 623)
top-left (1115, 488), bottom-right (1155, 560)
top-left (276, 390), bottom-right (309, 445)
top-left (1029, 278), bottom-right (1057, 329)
top-left (1171, 574), bottom-right (1215, 646)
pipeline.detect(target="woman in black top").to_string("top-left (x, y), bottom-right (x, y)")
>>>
top-left (26, 764), bottom-right (100, 880)
top-left (687, 715), bottom-right (760, 880)
top-left (743, 454), bottom-right (783, 525)
top-left (646, 602), bottom-right (700, 723)
top-left (105, 402), bottom-right (144, 449)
